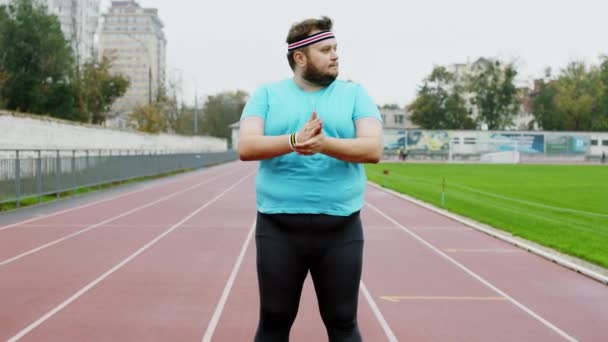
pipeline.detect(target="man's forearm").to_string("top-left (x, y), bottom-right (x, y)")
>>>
top-left (238, 135), bottom-right (292, 161)
top-left (320, 137), bottom-right (382, 163)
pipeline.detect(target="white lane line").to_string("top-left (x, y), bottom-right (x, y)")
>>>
top-left (0, 162), bottom-right (236, 232)
top-left (0, 168), bottom-right (242, 267)
top-left (360, 281), bottom-right (398, 342)
top-left (368, 182), bottom-right (608, 285)
top-left (201, 219), bottom-right (256, 342)
top-left (7, 170), bottom-right (254, 342)
top-left (365, 201), bottom-right (578, 342)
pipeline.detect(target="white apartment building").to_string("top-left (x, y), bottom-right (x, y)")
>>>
top-left (98, 0), bottom-right (167, 128)
top-left (380, 107), bottom-right (415, 130)
top-left (0, 0), bottom-right (101, 64)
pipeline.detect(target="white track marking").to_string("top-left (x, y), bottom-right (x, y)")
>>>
top-left (0, 168), bottom-right (242, 267)
top-left (201, 219), bottom-right (256, 342)
top-left (7, 171), bottom-right (254, 342)
top-left (366, 201), bottom-right (578, 342)
top-left (0, 162), bottom-right (236, 232)
top-left (360, 281), bottom-right (398, 342)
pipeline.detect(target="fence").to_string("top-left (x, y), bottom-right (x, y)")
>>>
top-left (0, 149), bottom-right (238, 207)
top-left (383, 129), bottom-right (608, 164)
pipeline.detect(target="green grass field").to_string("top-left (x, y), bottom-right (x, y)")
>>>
top-left (365, 163), bottom-right (608, 269)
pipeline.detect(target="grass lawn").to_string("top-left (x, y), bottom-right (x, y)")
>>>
top-left (365, 163), bottom-right (608, 268)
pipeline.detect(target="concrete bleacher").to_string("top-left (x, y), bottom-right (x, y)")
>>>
top-left (0, 111), bottom-right (227, 153)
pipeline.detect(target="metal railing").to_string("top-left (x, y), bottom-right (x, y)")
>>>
top-left (0, 149), bottom-right (238, 207)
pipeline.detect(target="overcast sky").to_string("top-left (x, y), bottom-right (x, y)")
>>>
top-left (101, 0), bottom-right (608, 107)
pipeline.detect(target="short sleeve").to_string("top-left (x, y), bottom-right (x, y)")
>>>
top-left (353, 84), bottom-right (382, 122)
top-left (241, 85), bottom-right (268, 121)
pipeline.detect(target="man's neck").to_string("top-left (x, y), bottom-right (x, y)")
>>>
top-left (293, 73), bottom-right (325, 92)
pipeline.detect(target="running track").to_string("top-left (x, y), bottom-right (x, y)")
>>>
top-left (0, 161), bottom-right (606, 341)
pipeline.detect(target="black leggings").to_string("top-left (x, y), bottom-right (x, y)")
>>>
top-left (254, 211), bottom-right (364, 342)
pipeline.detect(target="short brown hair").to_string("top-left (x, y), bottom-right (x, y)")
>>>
top-left (286, 16), bottom-right (333, 71)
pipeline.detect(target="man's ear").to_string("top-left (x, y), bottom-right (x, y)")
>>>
top-left (294, 51), bottom-right (307, 68)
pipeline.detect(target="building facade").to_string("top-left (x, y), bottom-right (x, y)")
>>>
top-left (98, 0), bottom-right (167, 128)
top-left (380, 107), bottom-right (415, 130)
top-left (0, 0), bottom-right (101, 64)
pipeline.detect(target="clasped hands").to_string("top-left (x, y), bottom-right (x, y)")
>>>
top-left (293, 112), bottom-right (325, 156)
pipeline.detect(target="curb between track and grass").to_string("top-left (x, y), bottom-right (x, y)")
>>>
top-left (367, 182), bottom-right (608, 286)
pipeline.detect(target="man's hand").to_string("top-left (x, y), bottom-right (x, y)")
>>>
top-left (296, 112), bottom-right (322, 143)
top-left (293, 112), bottom-right (325, 155)
top-left (294, 131), bottom-right (325, 155)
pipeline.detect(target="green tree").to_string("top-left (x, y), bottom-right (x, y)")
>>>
top-left (0, 0), bottom-right (76, 118)
top-left (76, 56), bottom-right (129, 124)
top-left (595, 56), bottom-right (608, 130)
top-left (201, 90), bottom-right (248, 144)
top-left (407, 66), bottom-right (474, 129)
top-left (531, 79), bottom-right (561, 130)
top-left (532, 60), bottom-right (608, 131)
top-left (128, 103), bottom-right (170, 134)
top-left (553, 62), bottom-right (600, 131)
top-left (172, 106), bottom-right (202, 136)
top-left (468, 58), bottom-right (520, 130)
top-left (381, 103), bottom-right (400, 110)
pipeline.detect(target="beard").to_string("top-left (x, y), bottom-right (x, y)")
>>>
top-left (302, 61), bottom-right (338, 87)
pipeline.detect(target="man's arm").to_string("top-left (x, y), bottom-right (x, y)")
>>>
top-left (238, 117), bottom-right (292, 161)
top-left (294, 117), bottom-right (383, 163)
top-left (238, 115), bottom-right (323, 161)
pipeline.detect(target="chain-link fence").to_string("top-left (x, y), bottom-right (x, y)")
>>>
top-left (0, 149), bottom-right (238, 207)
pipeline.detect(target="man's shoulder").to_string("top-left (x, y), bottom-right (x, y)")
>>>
top-left (331, 79), bottom-right (362, 92)
top-left (260, 78), bottom-right (293, 91)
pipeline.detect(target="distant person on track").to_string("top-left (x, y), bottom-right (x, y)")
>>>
top-left (237, 16), bottom-right (383, 342)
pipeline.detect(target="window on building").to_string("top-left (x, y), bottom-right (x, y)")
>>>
top-left (602, 140), bottom-right (608, 146)
top-left (591, 139), bottom-right (598, 146)
top-left (381, 115), bottom-right (386, 123)
top-left (394, 115), bottom-right (404, 124)
top-left (464, 137), bottom-right (476, 144)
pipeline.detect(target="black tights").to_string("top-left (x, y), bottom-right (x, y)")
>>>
top-left (254, 211), bottom-right (364, 342)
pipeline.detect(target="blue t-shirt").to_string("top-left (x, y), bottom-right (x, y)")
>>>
top-left (241, 78), bottom-right (381, 216)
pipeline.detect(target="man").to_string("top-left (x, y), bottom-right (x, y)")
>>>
top-left (238, 16), bottom-right (383, 342)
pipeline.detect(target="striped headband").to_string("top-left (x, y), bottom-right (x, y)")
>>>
top-left (288, 31), bottom-right (335, 51)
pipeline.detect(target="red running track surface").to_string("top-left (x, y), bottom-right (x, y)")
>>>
top-left (0, 161), bottom-right (606, 341)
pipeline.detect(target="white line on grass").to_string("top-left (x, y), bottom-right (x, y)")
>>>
top-left (368, 182), bottom-right (608, 285)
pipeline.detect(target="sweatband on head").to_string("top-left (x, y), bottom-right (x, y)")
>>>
top-left (288, 31), bottom-right (335, 51)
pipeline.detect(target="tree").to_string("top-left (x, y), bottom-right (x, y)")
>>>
top-left (0, 0), bottom-right (76, 118)
top-left (553, 62), bottom-right (599, 131)
top-left (200, 90), bottom-right (248, 144)
top-left (76, 56), bottom-right (129, 124)
top-left (532, 61), bottom-right (607, 131)
top-left (381, 103), bottom-right (400, 110)
top-left (407, 66), bottom-right (474, 129)
top-left (128, 103), bottom-right (169, 134)
top-left (531, 79), bottom-right (561, 130)
top-left (595, 56), bottom-right (608, 130)
top-left (172, 106), bottom-right (202, 136)
top-left (468, 58), bottom-right (520, 130)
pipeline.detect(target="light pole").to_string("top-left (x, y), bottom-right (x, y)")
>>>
top-left (192, 77), bottom-right (199, 136)
top-left (194, 91), bottom-right (199, 136)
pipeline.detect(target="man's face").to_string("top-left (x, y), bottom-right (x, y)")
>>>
top-left (301, 37), bottom-right (339, 86)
